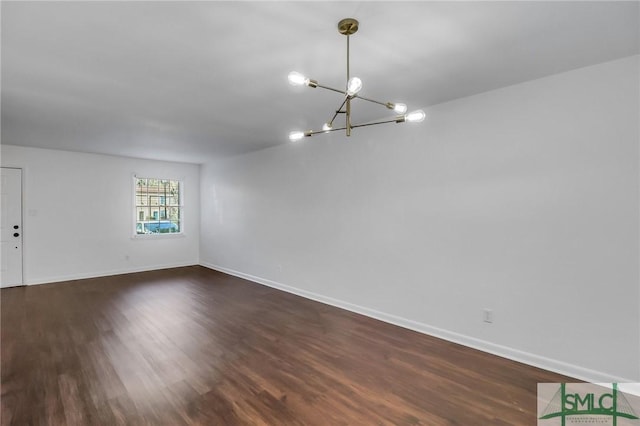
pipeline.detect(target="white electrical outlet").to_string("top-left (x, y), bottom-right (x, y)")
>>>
top-left (483, 309), bottom-right (493, 323)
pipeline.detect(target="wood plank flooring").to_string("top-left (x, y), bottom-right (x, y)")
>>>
top-left (1, 266), bottom-right (573, 425)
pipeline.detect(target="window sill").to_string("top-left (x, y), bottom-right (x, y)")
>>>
top-left (131, 233), bottom-right (186, 240)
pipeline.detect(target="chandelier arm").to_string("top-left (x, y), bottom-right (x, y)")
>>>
top-left (350, 117), bottom-right (405, 128)
top-left (315, 83), bottom-right (347, 95)
top-left (314, 87), bottom-right (396, 110)
top-left (354, 94), bottom-right (394, 109)
top-left (306, 116), bottom-right (405, 137)
top-left (307, 125), bottom-right (348, 136)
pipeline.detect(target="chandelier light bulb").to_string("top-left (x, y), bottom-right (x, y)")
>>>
top-left (405, 110), bottom-right (426, 123)
top-left (289, 131), bottom-right (305, 142)
top-left (322, 123), bottom-right (332, 132)
top-left (288, 71), bottom-right (309, 86)
top-left (393, 103), bottom-right (408, 114)
top-left (346, 77), bottom-right (363, 96)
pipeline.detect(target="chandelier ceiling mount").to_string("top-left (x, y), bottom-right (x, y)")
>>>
top-left (337, 18), bottom-right (359, 36)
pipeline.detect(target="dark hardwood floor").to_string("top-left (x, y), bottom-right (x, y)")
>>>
top-left (2, 266), bottom-right (572, 425)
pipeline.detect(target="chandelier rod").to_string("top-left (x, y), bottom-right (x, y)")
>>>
top-left (347, 34), bottom-right (351, 82)
top-left (327, 97), bottom-right (349, 129)
top-left (346, 33), bottom-right (352, 137)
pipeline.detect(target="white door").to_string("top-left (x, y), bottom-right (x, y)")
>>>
top-left (1, 168), bottom-right (23, 287)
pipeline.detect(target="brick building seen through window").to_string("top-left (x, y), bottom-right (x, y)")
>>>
top-left (135, 178), bottom-right (182, 234)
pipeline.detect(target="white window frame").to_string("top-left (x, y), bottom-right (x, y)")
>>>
top-left (132, 174), bottom-right (184, 238)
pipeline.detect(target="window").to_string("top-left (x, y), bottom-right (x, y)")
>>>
top-left (135, 177), bottom-right (182, 235)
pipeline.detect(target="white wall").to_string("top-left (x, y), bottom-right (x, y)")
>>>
top-left (200, 56), bottom-right (640, 382)
top-left (1, 145), bottom-right (200, 284)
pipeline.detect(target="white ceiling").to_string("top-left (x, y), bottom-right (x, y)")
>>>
top-left (2, 1), bottom-right (638, 164)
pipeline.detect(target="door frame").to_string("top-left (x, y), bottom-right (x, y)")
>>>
top-left (1, 167), bottom-right (24, 287)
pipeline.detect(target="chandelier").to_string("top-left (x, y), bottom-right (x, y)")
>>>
top-left (288, 18), bottom-right (425, 142)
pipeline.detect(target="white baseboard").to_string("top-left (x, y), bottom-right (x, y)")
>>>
top-left (200, 261), bottom-right (635, 384)
top-left (24, 262), bottom-right (198, 286)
